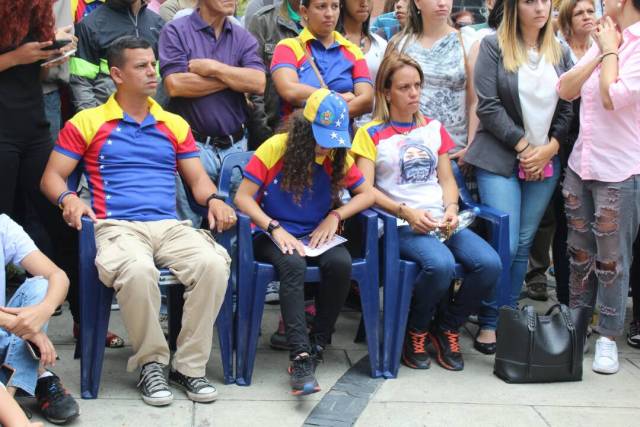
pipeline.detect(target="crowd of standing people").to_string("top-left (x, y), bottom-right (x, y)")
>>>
top-left (0, 0), bottom-right (639, 423)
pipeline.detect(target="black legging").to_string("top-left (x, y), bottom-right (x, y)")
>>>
top-left (0, 137), bottom-right (79, 321)
top-left (254, 233), bottom-right (352, 359)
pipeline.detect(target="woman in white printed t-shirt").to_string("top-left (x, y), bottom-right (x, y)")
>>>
top-left (351, 54), bottom-right (501, 372)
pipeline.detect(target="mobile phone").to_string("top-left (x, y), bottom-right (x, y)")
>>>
top-left (26, 341), bottom-right (41, 360)
top-left (43, 39), bottom-right (72, 51)
top-left (40, 48), bottom-right (76, 67)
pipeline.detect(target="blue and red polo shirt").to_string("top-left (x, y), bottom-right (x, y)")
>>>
top-left (270, 28), bottom-right (371, 120)
top-left (244, 133), bottom-right (364, 237)
top-left (54, 95), bottom-right (199, 222)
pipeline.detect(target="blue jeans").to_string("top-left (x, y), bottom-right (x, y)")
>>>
top-left (563, 168), bottom-right (640, 336)
top-left (398, 227), bottom-right (501, 331)
top-left (175, 137), bottom-right (247, 228)
top-left (0, 277), bottom-right (49, 395)
top-left (475, 156), bottom-right (561, 329)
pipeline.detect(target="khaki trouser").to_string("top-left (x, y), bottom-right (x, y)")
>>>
top-left (94, 219), bottom-right (231, 377)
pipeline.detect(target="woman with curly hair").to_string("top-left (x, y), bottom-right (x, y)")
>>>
top-left (235, 88), bottom-right (374, 396)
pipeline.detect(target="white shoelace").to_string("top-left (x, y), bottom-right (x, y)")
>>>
top-left (138, 364), bottom-right (169, 395)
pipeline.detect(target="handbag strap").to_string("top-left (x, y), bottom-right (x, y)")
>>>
top-left (559, 305), bottom-right (578, 376)
top-left (545, 304), bottom-right (579, 376)
top-left (525, 306), bottom-right (536, 379)
top-left (297, 37), bottom-right (328, 89)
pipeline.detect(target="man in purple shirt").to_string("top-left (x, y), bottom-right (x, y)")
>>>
top-left (159, 0), bottom-right (266, 226)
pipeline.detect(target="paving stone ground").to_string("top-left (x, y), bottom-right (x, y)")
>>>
top-left (15, 282), bottom-right (640, 427)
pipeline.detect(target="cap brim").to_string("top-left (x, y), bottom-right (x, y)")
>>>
top-left (311, 123), bottom-right (352, 149)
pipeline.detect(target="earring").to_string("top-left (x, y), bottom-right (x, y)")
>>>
top-left (417, 9), bottom-right (421, 14)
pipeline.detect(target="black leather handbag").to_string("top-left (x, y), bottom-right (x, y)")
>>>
top-left (494, 304), bottom-right (590, 383)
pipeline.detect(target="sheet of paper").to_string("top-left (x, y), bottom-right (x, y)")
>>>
top-left (299, 235), bottom-right (348, 257)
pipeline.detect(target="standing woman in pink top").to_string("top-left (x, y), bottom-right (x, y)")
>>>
top-left (558, 0), bottom-right (640, 375)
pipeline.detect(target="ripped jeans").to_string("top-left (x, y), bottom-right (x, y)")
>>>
top-left (562, 167), bottom-right (640, 337)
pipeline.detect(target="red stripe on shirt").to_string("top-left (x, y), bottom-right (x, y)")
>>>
top-left (84, 121), bottom-right (118, 218)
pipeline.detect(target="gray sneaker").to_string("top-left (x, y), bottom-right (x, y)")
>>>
top-left (169, 370), bottom-right (218, 403)
top-left (138, 362), bottom-right (173, 406)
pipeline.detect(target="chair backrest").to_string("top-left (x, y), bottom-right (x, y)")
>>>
top-left (67, 166), bottom-right (84, 192)
top-left (217, 151), bottom-right (254, 202)
top-left (450, 161), bottom-right (475, 207)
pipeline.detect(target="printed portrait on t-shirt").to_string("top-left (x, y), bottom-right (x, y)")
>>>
top-left (398, 141), bottom-right (436, 184)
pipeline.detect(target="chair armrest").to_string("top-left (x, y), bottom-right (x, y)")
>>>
top-left (451, 161), bottom-right (475, 208)
top-left (371, 207), bottom-right (400, 261)
top-left (354, 209), bottom-right (378, 267)
top-left (237, 212), bottom-right (256, 265)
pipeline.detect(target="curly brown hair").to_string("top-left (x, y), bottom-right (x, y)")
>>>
top-left (0, 0), bottom-right (55, 50)
top-left (280, 111), bottom-right (348, 207)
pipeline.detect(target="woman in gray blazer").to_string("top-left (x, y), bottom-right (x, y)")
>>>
top-left (463, 0), bottom-right (573, 351)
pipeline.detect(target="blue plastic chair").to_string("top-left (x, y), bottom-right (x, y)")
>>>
top-left (232, 159), bottom-right (382, 385)
top-left (74, 174), bottom-right (236, 399)
top-left (378, 162), bottom-right (510, 379)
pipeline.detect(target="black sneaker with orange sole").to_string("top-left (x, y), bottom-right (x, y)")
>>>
top-left (288, 353), bottom-right (320, 396)
top-left (401, 328), bottom-right (431, 369)
top-left (429, 327), bottom-right (464, 371)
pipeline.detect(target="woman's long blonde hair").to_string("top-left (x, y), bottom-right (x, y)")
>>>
top-left (373, 53), bottom-right (426, 125)
top-left (497, 0), bottom-right (562, 72)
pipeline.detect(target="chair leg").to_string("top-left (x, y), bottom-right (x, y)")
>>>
top-left (353, 317), bottom-right (366, 343)
top-left (357, 277), bottom-right (383, 378)
top-left (216, 283), bottom-right (235, 384)
top-left (382, 265), bottom-right (415, 379)
top-left (80, 274), bottom-right (113, 399)
top-left (167, 286), bottom-right (184, 352)
top-left (235, 272), bottom-right (269, 386)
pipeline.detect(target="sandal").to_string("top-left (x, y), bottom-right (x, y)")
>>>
top-left (73, 323), bottom-right (125, 348)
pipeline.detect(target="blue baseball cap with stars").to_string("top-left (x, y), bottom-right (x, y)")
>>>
top-left (303, 88), bottom-right (351, 149)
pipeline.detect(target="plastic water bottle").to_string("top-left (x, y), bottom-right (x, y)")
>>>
top-left (428, 207), bottom-right (480, 242)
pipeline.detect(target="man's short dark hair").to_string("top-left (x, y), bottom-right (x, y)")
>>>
top-left (106, 36), bottom-right (153, 69)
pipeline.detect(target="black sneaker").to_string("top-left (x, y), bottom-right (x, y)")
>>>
top-left (402, 328), bottom-right (431, 369)
top-left (429, 327), bottom-right (464, 371)
top-left (35, 373), bottom-right (80, 424)
top-left (288, 353), bottom-right (320, 396)
top-left (138, 362), bottom-right (173, 406)
top-left (169, 370), bottom-right (218, 403)
top-left (628, 320), bottom-right (640, 349)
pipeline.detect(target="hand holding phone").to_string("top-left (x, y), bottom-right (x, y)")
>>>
top-left (26, 333), bottom-right (58, 367)
top-left (43, 39), bottom-right (72, 51)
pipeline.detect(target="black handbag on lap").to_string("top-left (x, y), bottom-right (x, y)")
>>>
top-left (494, 304), bottom-right (591, 383)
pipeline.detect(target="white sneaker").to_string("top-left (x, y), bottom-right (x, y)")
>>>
top-left (592, 336), bottom-right (619, 374)
top-left (265, 281), bottom-right (280, 303)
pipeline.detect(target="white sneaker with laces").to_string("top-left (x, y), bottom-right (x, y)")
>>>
top-left (592, 336), bottom-right (619, 374)
top-left (265, 281), bottom-right (280, 303)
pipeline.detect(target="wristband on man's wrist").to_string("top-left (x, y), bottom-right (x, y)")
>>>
top-left (57, 190), bottom-right (77, 210)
